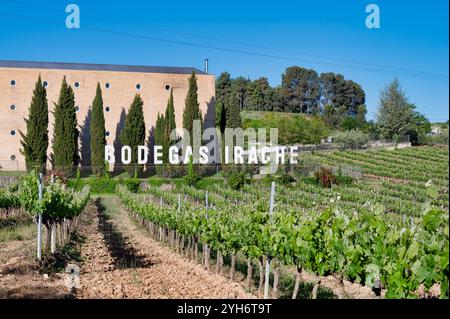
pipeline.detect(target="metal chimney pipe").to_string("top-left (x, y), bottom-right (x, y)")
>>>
top-left (204, 59), bottom-right (209, 74)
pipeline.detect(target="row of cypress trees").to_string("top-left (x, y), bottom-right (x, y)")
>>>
top-left (20, 71), bottom-right (202, 177)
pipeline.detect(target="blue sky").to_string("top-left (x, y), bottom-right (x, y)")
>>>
top-left (0, 0), bottom-right (448, 122)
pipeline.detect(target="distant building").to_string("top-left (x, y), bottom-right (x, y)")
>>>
top-left (0, 60), bottom-right (215, 171)
top-left (429, 125), bottom-right (442, 136)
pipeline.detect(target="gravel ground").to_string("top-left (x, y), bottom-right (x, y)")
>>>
top-left (75, 197), bottom-right (254, 299)
top-left (0, 238), bottom-right (71, 299)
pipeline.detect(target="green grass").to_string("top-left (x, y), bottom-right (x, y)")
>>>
top-left (97, 196), bottom-right (120, 217)
top-left (0, 222), bottom-right (36, 242)
top-left (0, 171), bottom-right (27, 177)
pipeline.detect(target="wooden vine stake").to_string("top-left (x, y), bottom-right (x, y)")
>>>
top-left (37, 173), bottom-right (43, 260)
top-left (264, 181), bottom-right (276, 299)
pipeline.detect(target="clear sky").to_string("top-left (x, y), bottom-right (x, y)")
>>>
top-left (0, 0), bottom-right (448, 122)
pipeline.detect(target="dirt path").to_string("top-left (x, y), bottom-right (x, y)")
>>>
top-left (75, 197), bottom-right (254, 299)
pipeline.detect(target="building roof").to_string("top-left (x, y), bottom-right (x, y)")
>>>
top-left (0, 60), bottom-right (205, 75)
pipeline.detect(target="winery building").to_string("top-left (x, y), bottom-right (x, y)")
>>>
top-left (0, 60), bottom-right (215, 171)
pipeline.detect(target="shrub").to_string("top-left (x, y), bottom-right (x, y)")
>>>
top-left (68, 176), bottom-right (117, 193)
top-left (184, 173), bottom-right (201, 187)
top-left (243, 113), bottom-right (329, 145)
top-left (301, 176), bottom-right (319, 186)
top-left (122, 178), bottom-right (140, 193)
top-left (195, 178), bottom-right (224, 190)
top-left (278, 174), bottom-right (295, 185)
top-left (227, 172), bottom-right (247, 190)
top-left (183, 155), bottom-right (201, 187)
top-left (333, 130), bottom-right (369, 150)
top-left (335, 167), bottom-right (353, 186)
top-left (425, 129), bottom-right (449, 146)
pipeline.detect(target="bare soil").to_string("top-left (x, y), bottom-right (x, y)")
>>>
top-left (0, 238), bottom-right (71, 299)
top-left (75, 197), bottom-right (254, 299)
top-left (0, 198), bottom-right (254, 299)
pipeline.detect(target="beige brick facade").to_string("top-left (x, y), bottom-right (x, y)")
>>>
top-left (0, 61), bottom-right (215, 171)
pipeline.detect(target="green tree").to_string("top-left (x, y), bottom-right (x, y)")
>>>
top-left (245, 77), bottom-right (273, 111)
top-left (376, 79), bottom-right (415, 139)
top-left (216, 72), bottom-right (232, 105)
top-left (120, 94), bottom-right (146, 177)
top-left (154, 112), bottom-right (165, 175)
top-left (409, 109), bottom-right (431, 145)
top-left (230, 76), bottom-right (249, 109)
top-left (90, 83), bottom-right (106, 176)
top-left (215, 100), bottom-right (227, 133)
top-left (225, 91), bottom-right (242, 129)
top-left (52, 76), bottom-right (79, 175)
top-left (163, 89), bottom-right (177, 162)
top-left (20, 75), bottom-right (49, 172)
top-left (182, 71), bottom-right (202, 144)
top-left (280, 66), bottom-right (320, 114)
top-left (320, 72), bottom-right (366, 128)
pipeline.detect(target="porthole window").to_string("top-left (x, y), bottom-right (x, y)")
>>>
top-left (165, 84), bottom-right (170, 91)
top-left (105, 83), bottom-right (110, 89)
top-left (10, 155), bottom-right (16, 161)
top-left (136, 84), bottom-right (141, 90)
top-left (43, 81), bottom-right (48, 88)
top-left (105, 131), bottom-right (110, 137)
top-left (105, 106), bottom-right (110, 112)
top-left (10, 130), bottom-right (16, 136)
top-left (11, 80), bottom-right (16, 86)
top-left (10, 104), bottom-right (16, 110)
top-left (74, 82), bottom-right (80, 88)
top-left (75, 106), bottom-right (80, 112)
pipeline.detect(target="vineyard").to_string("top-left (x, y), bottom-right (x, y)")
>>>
top-left (0, 146), bottom-right (449, 299)
top-left (117, 146), bottom-right (449, 299)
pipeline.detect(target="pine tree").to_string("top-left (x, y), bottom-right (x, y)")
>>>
top-left (377, 79), bottom-right (415, 139)
top-left (90, 83), bottom-right (106, 176)
top-left (120, 94), bottom-right (146, 177)
top-left (225, 92), bottom-right (242, 129)
top-left (163, 88), bottom-right (177, 162)
top-left (182, 71), bottom-right (202, 144)
top-left (20, 75), bottom-right (49, 172)
top-left (52, 76), bottom-right (79, 176)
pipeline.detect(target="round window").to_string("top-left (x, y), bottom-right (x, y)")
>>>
top-left (10, 155), bottom-right (16, 161)
top-left (136, 84), bottom-right (141, 90)
top-left (75, 106), bottom-right (80, 112)
top-left (11, 80), bottom-right (16, 86)
top-left (105, 83), bottom-right (110, 89)
top-left (105, 106), bottom-right (110, 112)
top-left (43, 81), bottom-right (48, 87)
top-left (74, 82), bottom-right (80, 88)
top-left (10, 130), bottom-right (16, 136)
top-left (10, 104), bottom-right (16, 110)
top-left (105, 131), bottom-right (110, 137)
top-left (165, 84), bottom-right (170, 91)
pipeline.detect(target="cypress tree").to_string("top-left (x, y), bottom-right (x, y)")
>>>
top-left (182, 71), bottom-right (202, 144)
top-left (225, 92), bottom-right (242, 129)
top-left (90, 83), bottom-right (106, 176)
top-left (52, 76), bottom-right (79, 176)
top-left (120, 94), bottom-right (146, 177)
top-left (163, 88), bottom-right (177, 162)
top-left (154, 112), bottom-right (165, 175)
top-left (20, 75), bottom-right (49, 173)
